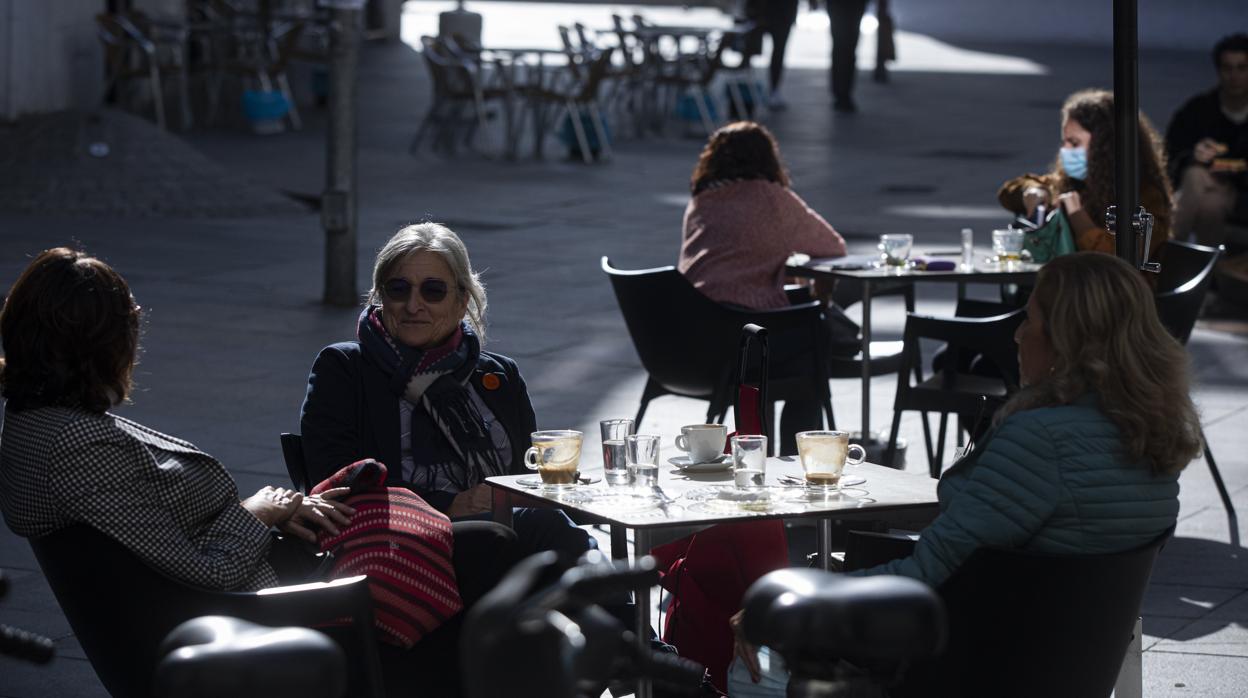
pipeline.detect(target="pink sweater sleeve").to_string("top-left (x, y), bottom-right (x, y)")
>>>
top-left (782, 189), bottom-right (846, 258)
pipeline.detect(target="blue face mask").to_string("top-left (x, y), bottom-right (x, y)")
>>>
top-left (1060, 146), bottom-right (1088, 180)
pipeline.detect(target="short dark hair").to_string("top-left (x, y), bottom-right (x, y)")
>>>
top-left (1213, 33), bottom-right (1248, 68)
top-left (690, 121), bottom-right (790, 196)
top-left (0, 248), bottom-right (141, 413)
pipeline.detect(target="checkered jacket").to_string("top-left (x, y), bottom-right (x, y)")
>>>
top-left (0, 405), bottom-right (279, 590)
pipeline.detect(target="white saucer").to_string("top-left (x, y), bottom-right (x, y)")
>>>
top-left (669, 454), bottom-right (732, 472)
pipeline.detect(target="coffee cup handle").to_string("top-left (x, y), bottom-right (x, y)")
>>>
top-left (847, 444), bottom-right (866, 466)
top-left (524, 447), bottom-right (540, 471)
top-left (675, 434), bottom-right (690, 452)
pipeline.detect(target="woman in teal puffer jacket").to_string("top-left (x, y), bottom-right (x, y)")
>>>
top-left (729, 251), bottom-right (1204, 687)
top-left (857, 251), bottom-right (1203, 586)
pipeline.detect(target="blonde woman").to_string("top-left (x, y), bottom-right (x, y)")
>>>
top-left (730, 252), bottom-right (1201, 688)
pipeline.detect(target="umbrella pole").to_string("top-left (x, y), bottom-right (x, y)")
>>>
top-left (1113, 0), bottom-right (1141, 268)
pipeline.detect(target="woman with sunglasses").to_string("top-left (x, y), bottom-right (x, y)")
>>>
top-left (300, 223), bottom-right (596, 559)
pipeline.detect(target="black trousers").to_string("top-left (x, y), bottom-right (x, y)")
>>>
top-left (751, 0), bottom-right (799, 90)
top-left (827, 0), bottom-right (869, 104)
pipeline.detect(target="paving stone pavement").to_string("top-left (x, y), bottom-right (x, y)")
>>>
top-left (1, 3), bottom-right (1247, 695)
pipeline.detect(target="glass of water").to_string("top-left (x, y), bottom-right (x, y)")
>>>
top-left (731, 435), bottom-right (768, 489)
top-left (625, 434), bottom-right (661, 489)
top-left (600, 418), bottom-right (635, 486)
top-left (878, 234), bottom-right (914, 272)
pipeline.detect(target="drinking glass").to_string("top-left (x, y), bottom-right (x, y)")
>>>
top-left (731, 435), bottom-right (768, 488)
top-left (992, 229), bottom-right (1025, 264)
top-left (625, 434), bottom-right (661, 489)
top-left (523, 430), bottom-right (583, 487)
top-left (878, 234), bottom-right (914, 272)
top-left (796, 430), bottom-right (865, 493)
top-left (600, 418), bottom-right (635, 486)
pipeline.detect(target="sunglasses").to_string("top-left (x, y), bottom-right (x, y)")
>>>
top-left (381, 277), bottom-right (451, 304)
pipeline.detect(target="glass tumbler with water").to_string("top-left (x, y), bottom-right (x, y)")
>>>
top-left (992, 229), bottom-right (1025, 263)
top-left (878, 234), bottom-right (914, 271)
top-left (600, 418), bottom-right (635, 486)
top-left (731, 435), bottom-right (768, 488)
top-left (625, 434), bottom-right (661, 489)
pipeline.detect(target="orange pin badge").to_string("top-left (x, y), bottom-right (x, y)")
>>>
top-left (481, 373), bottom-right (502, 391)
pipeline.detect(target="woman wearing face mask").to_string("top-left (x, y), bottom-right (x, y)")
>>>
top-left (998, 88), bottom-right (1174, 263)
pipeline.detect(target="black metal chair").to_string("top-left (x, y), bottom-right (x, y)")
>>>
top-left (30, 525), bottom-right (383, 698)
top-left (1153, 240), bottom-right (1237, 545)
top-left (281, 431), bottom-right (311, 493)
top-left (886, 530), bottom-right (1170, 698)
top-left (885, 308), bottom-right (1025, 477)
top-left (602, 257), bottom-right (832, 453)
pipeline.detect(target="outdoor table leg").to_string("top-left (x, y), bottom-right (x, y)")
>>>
top-left (634, 527), bottom-right (654, 698)
top-left (860, 282), bottom-right (873, 438)
top-left (611, 525), bottom-right (629, 560)
top-left (817, 518), bottom-right (833, 571)
top-left (491, 487), bottom-right (514, 527)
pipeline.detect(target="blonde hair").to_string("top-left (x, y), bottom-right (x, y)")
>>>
top-left (997, 252), bottom-right (1201, 476)
top-left (369, 223), bottom-right (488, 343)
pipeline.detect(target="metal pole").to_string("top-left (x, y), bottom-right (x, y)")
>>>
top-left (1112, 0), bottom-right (1140, 267)
top-left (322, 1), bottom-right (364, 306)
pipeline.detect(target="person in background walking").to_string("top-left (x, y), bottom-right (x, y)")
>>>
top-left (743, 0), bottom-right (800, 110)
top-left (812, 0), bottom-right (868, 113)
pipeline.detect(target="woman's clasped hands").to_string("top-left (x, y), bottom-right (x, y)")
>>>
top-left (242, 485), bottom-right (356, 543)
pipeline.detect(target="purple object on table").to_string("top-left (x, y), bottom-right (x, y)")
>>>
top-left (914, 258), bottom-right (957, 271)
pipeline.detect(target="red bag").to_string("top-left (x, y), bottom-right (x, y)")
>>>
top-left (311, 460), bottom-right (463, 648)
top-left (654, 325), bottom-right (789, 689)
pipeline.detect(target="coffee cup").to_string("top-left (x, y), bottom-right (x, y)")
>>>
top-left (675, 423), bottom-right (727, 463)
top-left (524, 430), bottom-right (583, 486)
top-left (796, 430), bottom-right (865, 488)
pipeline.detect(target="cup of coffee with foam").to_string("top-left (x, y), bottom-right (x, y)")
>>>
top-left (524, 430), bottom-right (583, 486)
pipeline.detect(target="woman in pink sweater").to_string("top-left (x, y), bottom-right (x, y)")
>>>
top-left (679, 121), bottom-right (847, 309)
top-left (678, 121), bottom-right (850, 452)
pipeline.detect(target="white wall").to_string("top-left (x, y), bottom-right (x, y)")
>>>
top-left (0, 0), bottom-right (103, 122)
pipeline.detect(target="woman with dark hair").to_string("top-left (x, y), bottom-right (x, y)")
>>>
top-left (0, 247), bottom-right (522, 697)
top-left (680, 121), bottom-right (847, 310)
top-left (729, 252), bottom-right (1201, 691)
top-left (999, 88), bottom-right (1174, 263)
top-left (679, 121), bottom-right (849, 451)
top-left (0, 248), bottom-right (355, 591)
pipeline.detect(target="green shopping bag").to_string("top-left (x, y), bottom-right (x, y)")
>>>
top-left (1024, 208), bottom-right (1077, 263)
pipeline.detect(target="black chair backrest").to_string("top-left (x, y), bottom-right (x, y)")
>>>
top-left (601, 257), bottom-right (822, 400)
top-left (602, 258), bottom-right (746, 399)
top-left (281, 432), bottom-right (309, 492)
top-left (1154, 240), bottom-right (1222, 345)
top-left (895, 531), bottom-right (1170, 698)
top-left (902, 309), bottom-right (1024, 392)
top-left (30, 525), bottom-right (382, 698)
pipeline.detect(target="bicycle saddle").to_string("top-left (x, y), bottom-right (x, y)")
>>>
top-left (742, 569), bottom-right (946, 673)
top-left (154, 616), bottom-right (346, 698)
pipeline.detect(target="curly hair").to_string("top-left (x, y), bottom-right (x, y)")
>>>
top-left (690, 121), bottom-right (790, 196)
top-left (0, 248), bottom-right (141, 413)
top-left (996, 252), bottom-right (1202, 476)
top-left (1052, 89), bottom-right (1173, 229)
